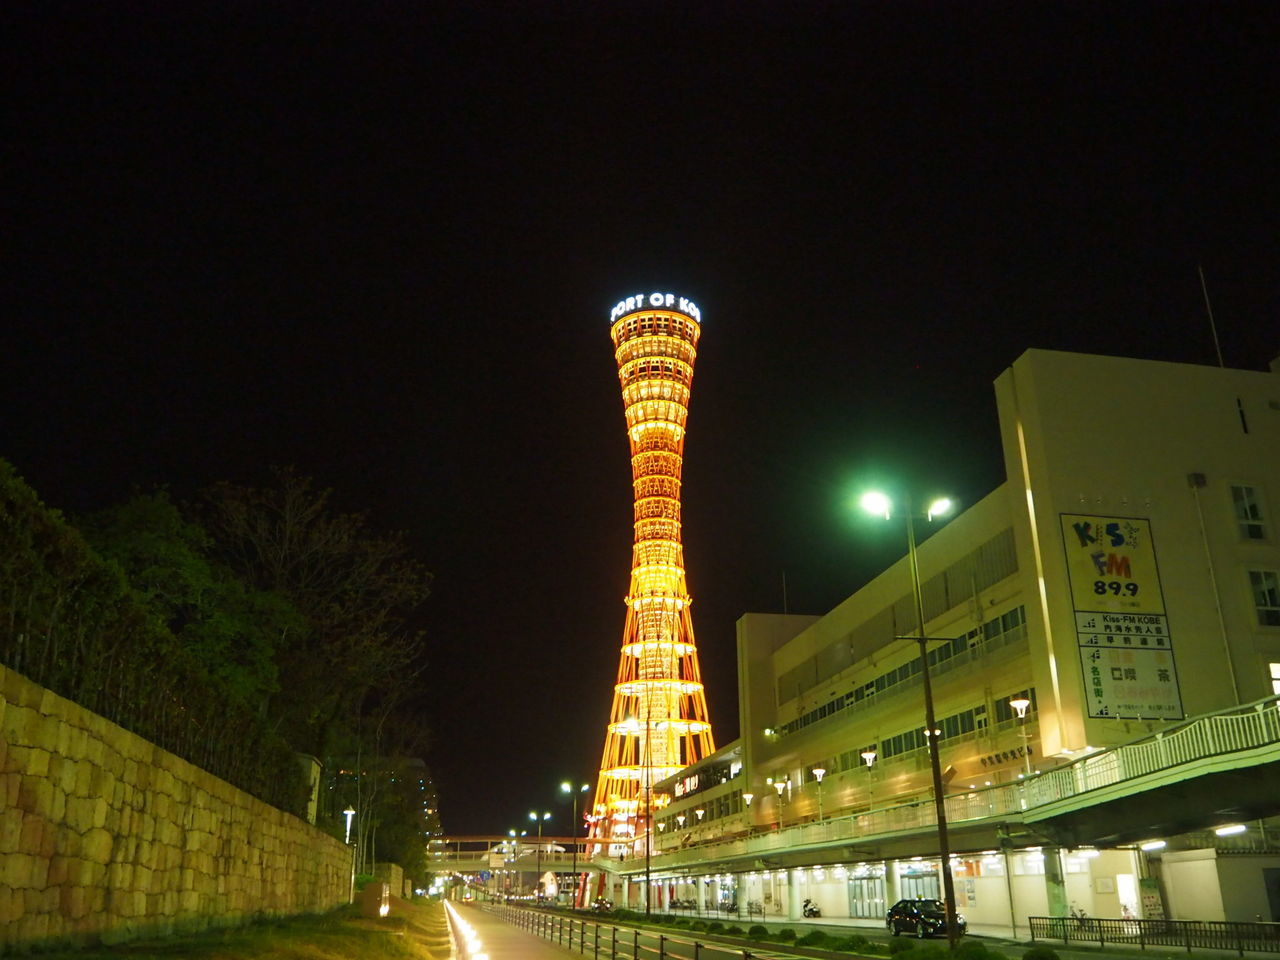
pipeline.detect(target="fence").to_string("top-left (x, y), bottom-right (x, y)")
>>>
top-left (489, 903), bottom-right (792, 959)
top-left (1029, 916), bottom-right (1280, 956)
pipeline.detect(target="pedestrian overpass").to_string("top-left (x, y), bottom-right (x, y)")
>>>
top-left (429, 696), bottom-right (1280, 895)
top-left (622, 694), bottom-right (1280, 876)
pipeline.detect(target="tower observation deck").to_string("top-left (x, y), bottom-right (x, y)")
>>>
top-left (588, 292), bottom-right (716, 868)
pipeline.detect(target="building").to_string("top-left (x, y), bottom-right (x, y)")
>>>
top-left (588, 293), bottom-right (718, 876)
top-left (595, 348), bottom-right (1280, 929)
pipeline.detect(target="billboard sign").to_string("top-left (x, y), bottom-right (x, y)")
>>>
top-left (1060, 514), bottom-right (1183, 720)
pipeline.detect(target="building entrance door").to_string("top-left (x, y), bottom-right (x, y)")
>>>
top-left (848, 877), bottom-right (886, 918)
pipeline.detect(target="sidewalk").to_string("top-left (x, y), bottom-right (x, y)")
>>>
top-left (613, 911), bottom-right (1280, 960)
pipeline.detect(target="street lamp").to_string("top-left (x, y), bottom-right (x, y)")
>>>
top-left (811, 767), bottom-right (826, 820)
top-left (862, 489), bottom-right (960, 950)
top-left (530, 810), bottom-right (551, 898)
top-left (343, 806), bottom-right (357, 903)
top-left (861, 750), bottom-right (877, 809)
top-left (773, 779), bottom-right (786, 827)
top-left (561, 781), bottom-right (589, 906)
top-left (1009, 696), bottom-right (1034, 778)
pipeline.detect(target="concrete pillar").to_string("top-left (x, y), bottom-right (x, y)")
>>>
top-left (787, 868), bottom-right (801, 920)
top-left (884, 859), bottom-right (900, 906)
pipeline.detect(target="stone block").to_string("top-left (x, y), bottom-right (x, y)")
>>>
top-left (17, 812), bottom-right (44, 855)
top-left (47, 855), bottom-right (70, 886)
top-left (73, 758), bottom-right (93, 796)
top-left (23, 885), bottom-right (54, 914)
top-left (61, 885), bottom-right (90, 926)
top-left (92, 796), bottom-right (109, 829)
top-left (34, 710), bottom-right (61, 750)
top-left (15, 909), bottom-right (49, 942)
top-left (63, 796), bottom-right (95, 833)
top-left (67, 724), bottom-right (89, 761)
top-left (37, 687), bottom-right (59, 715)
top-left (0, 886), bottom-right (25, 925)
top-left (0, 804), bottom-right (22, 850)
top-left (106, 861), bottom-right (134, 890)
top-left (58, 756), bottom-right (78, 794)
top-left (1, 771), bottom-right (18, 807)
top-left (50, 784), bottom-right (66, 823)
top-left (1, 853), bottom-right (34, 890)
top-left (82, 827), bottom-right (114, 865)
top-left (17, 773), bottom-right (53, 814)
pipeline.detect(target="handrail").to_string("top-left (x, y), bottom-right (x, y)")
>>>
top-left (1029, 915), bottom-right (1280, 955)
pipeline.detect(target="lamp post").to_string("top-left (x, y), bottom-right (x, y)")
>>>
top-left (862, 490), bottom-right (960, 950)
top-left (861, 750), bottom-right (877, 810)
top-left (561, 781), bottom-right (589, 906)
top-left (530, 811), bottom-right (551, 898)
top-left (1009, 697), bottom-right (1034, 778)
top-left (772, 779), bottom-right (786, 827)
top-left (811, 767), bottom-right (826, 821)
top-left (343, 806), bottom-right (357, 903)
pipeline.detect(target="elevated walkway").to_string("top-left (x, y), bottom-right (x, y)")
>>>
top-left (622, 695), bottom-right (1280, 874)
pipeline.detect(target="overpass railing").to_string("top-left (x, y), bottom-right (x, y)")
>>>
top-left (1029, 916), bottom-right (1280, 955)
top-left (638, 695), bottom-right (1280, 872)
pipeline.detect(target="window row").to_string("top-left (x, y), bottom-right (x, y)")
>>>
top-left (778, 606), bottom-right (1028, 737)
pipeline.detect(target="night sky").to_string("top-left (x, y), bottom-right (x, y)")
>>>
top-left (8, 2), bottom-right (1279, 837)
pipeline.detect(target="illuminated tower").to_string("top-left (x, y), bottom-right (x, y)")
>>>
top-left (589, 291), bottom-right (716, 864)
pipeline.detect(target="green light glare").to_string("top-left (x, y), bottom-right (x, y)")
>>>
top-left (926, 497), bottom-right (953, 520)
top-left (860, 491), bottom-right (891, 518)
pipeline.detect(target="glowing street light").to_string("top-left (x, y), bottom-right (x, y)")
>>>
top-left (343, 806), bottom-right (356, 845)
top-left (530, 810), bottom-right (551, 898)
top-left (561, 781), bottom-right (590, 907)
top-left (1009, 696), bottom-right (1034, 778)
top-left (811, 767), bottom-right (826, 820)
top-left (861, 489), bottom-right (960, 950)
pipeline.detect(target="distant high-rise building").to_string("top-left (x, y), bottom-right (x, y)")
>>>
top-left (586, 292), bottom-right (717, 883)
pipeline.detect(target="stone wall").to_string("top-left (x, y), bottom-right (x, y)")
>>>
top-left (0, 663), bottom-right (352, 953)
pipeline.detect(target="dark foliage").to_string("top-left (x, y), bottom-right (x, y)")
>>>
top-left (955, 938), bottom-right (994, 960)
top-left (0, 460), bottom-right (307, 815)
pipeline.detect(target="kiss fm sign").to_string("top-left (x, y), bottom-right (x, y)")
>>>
top-left (609, 292), bottom-right (702, 324)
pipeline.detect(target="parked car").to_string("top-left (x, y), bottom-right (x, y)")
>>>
top-left (886, 898), bottom-right (967, 938)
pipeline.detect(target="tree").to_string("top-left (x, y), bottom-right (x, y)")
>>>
top-left (80, 490), bottom-right (293, 711)
top-left (197, 468), bottom-right (433, 758)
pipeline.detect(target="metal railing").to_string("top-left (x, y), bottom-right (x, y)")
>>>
top-left (1029, 916), bottom-right (1280, 956)
top-left (637, 696), bottom-right (1280, 873)
top-left (487, 902), bottom-right (791, 959)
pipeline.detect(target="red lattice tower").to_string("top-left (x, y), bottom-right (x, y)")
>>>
top-left (587, 292), bottom-right (716, 872)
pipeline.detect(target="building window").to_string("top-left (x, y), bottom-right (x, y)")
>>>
top-left (1270, 662), bottom-right (1280, 696)
top-left (1249, 570), bottom-right (1280, 626)
top-left (1231, 485), bottom-right (1268, 540)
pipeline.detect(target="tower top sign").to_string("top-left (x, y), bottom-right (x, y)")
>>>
top-left (609, 292), bottom-right (701, 324)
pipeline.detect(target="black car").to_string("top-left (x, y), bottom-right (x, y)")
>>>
top-left (886, 898), bottom-right (967, 938)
